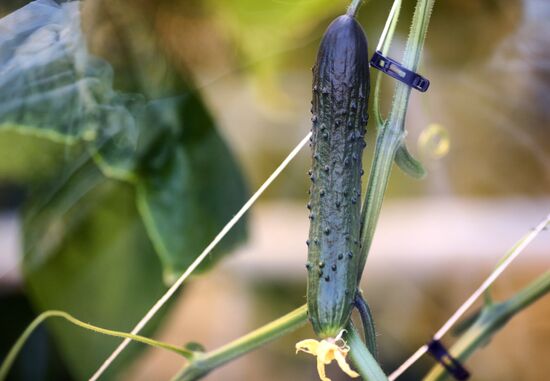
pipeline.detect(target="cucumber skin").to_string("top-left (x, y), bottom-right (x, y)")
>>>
top-left (306, 14), bottom-right (369, 339)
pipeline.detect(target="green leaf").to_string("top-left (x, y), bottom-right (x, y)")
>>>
top-left (6, 3), bottom-right (248, 378)
top-left (394, 142), bottom-right (426, 179)
top-left (22, 170), bottom-right (171, 380)
top-left (136, 93), bottom-right (248, 284)
top-left (22, 159), bottom-right (105, 269)
top-left (86, 93), bottom-right (146, 183)
top-left (6, 0), bottom-right (249, 285)
top-left (0, 1), bottom-right (144, 181)
top-left (0, 4), bottom-right (110, 144)
top-left (0, 129), bottom-right (84, 183)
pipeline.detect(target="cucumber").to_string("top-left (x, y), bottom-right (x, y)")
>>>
top-left (306, 14), bottom-right (370, 339)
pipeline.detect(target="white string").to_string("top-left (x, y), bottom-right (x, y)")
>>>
top-left (89, 132), bottom-right (312, 381)
top-left (388, 345), bottom-right (428, 381)
top-left (388, 213), bottom-right (550, 380)
top-left (376, 0), bottom-right (401, 52)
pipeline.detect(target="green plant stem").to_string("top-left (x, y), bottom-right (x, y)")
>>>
top-left (423, 271), bottom-right (550, 381)
top-left (389, 0), bottom-right (434, 129)
top-left (358, 0), bottom-right (435, 277)
top-left (507, 271), bottom-right (550, 313)
top-left (172, 305), bottom-right (308, 381)
top-left (346, 323), bottom-right (388, 381)
top-left (0, 310), bottom-right (193, 381)
top-left (358, 125), bottom-right (402, 276)
top-left (355, 292), bottom-right (379, 360)
top-left (347, 0), bottom-right (364, 17)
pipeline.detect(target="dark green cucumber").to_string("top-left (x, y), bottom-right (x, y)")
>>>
top-left (306, 14), bottom-right (370, 338)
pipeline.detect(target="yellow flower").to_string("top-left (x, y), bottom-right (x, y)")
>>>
top-left (295, 330), bottom-right (359, 381)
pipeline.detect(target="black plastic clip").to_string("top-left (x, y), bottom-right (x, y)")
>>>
top-left (370, 50), bottom-right (430, 92)
top-left (427, 339), bottom-right (470, 380)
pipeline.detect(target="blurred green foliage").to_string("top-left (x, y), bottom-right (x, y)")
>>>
top-left (0, 1), bottom-right (248, 378)
top-left (25, 176), bottom-right (168, 379)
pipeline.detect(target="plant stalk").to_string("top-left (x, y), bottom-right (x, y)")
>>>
top-left (347, 0), bottom-right (364, 18)
top-left (172, 305), bottom-right (308, 381)
top-left (358, 0), bottom-right (435, 278)
top-left (423, 271), bottom-right (550, 381)
top-left (358, 125), bottom-right (402, 277)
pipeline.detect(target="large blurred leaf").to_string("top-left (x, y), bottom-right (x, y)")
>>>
top-left (23, 167), bottom-right (170, 380)
top-left (1, 1), bottom-right (249, 379)
top-left (0, 0), bottom-right (248, 276)
top-left (0, 129), bottom-right (84, 183)
top-left (136, 93), bottom-right (248, 283)
top-left (78, 0), bottom-right (250, 282)
top-left (22, 157), bottom-right (104, 270)
top-left (0, 0), bottom-right (100, 142)
top-left (0, 0), bottom-right (144, 181)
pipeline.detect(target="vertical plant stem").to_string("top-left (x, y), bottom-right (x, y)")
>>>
top-left (387, 0), bottom-right (434, 125)
top-left (358, 0), bottom-right (435, 276)
top-left (173, 305), bottom-right (308, 381)
top-left (358, 126), bottom-right (402, 276)
top-left (423, 271), bottom-right (550, 381)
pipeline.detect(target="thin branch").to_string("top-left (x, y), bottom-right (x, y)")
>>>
top-left (433, 214), bottom-right (550, 341)
top-left (0, 311), bottom-right (193, 381)
top-left (388, 213), bottom-right (550, 380)
top-left (172, 305), bottom-right (308, 381)
top-left (423, 271), bottom-right (550, 381)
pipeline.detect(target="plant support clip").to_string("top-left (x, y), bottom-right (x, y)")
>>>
top-left (370, 51), bottom-right (430, 92)
top-left (427, 339), bottom-right (470, 380)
